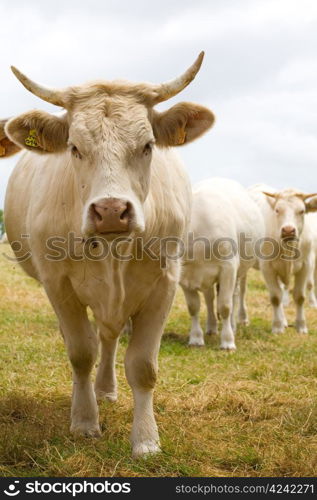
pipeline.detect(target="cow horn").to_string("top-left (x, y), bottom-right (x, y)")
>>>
top-left (11, 66), bottom-right (65, 107)
top-left (299, 192), bottom-right (317, 200)
top-left (152, 51), bottom-right (205, 104)
top-left (262, 191), bottom-right (278, 199)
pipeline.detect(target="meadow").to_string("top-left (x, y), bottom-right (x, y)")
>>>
top-left (0, 243), bottom-right (317, 477)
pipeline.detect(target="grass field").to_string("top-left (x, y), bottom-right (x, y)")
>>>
top-left (1, 243), bottom-right (317, 477)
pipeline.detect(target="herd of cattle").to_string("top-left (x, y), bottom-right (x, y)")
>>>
top-left (0, 52), bottom-right (316, 457)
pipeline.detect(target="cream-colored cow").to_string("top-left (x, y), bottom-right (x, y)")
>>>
top-left (180, 178), bottom-right (264, 350)
top-left (249, 185), bottom-right (317, 334)
top-left (1, 53), bottom-right (215, 457)
top-left (305, 212), bottom-right (317, 307)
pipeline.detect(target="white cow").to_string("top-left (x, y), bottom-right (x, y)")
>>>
top-left (305, 212), bottom-right (317, 307)
top-left (249, 184), bottom-right (317, 334)
top-left (1, 53), bottom-right (215, 457)
top-left (180, 178), bottom-right (264, 350)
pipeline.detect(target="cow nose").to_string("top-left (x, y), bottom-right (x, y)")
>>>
top-left (90, 198), bottom-right (131, 233)
top-left (281, 225), bottom-right (296, 238)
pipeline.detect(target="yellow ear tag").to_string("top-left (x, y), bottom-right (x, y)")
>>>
top-left (25, 129), bottom-right (38, 147)
top-left (0, 143), bottom-right (5, 156)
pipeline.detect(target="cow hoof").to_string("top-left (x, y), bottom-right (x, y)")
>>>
top-left (272, 326), bottom-right (284, 334)
top-left (132, 440), bottom-right (161, 458)
top-left (188, 339), bottom-right (205, 347)
top-left (70, 423), bottom-right (101, 438)
top-left (296, 324), bottom-right (308, 334)
top-left (220, 342), bottom-right (236, 351)
top-left (95, 389), bottom-right (118, 403)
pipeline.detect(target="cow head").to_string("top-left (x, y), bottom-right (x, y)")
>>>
top-left (263, 189), bottom-right (317, 240)
top-left (4, 52), bottom-right (215, 238)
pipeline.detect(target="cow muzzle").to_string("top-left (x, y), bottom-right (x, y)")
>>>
top-left (281, 225), bottom-right (297, 239)
top-left (89, 198), bottom-right (132, 234)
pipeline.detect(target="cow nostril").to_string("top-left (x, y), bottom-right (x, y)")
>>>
top-left (120, 208), bottom-right (129, 221)
top-left (120, 202), bottom-right (131, 222)
top-left (92, 204), bottom-right (102, 222)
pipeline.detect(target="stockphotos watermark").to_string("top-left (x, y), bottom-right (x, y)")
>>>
top-left (3, 231), bottom-right (301, 267)
top-left (3, 480), bottom-right (131, 497)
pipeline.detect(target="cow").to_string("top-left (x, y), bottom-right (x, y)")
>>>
top-left (249, 184), bottom-right (317, 334)
top-left (305, 212), bottom-right (317, 307)
top-left (180, 178), bottom-right (264, 350)
top-left (1, 52), bottom-right (215, 457)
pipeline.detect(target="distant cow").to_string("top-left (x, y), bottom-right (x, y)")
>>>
top-left (180, 178), bottom-right (264, 350)
top-left (249, 185), bottom-right (317, 334)
top-left (305, 213), bottom-right (317, 307)
top-left (1, 53), bottom-right (215, 457)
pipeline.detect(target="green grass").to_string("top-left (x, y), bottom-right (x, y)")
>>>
top-left (1, 243), bottom-right (317, 477)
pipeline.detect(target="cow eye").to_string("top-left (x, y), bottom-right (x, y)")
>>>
top-left (275, 208), bottom-right (279, 214)
top-left (71, 145), bottom-right (82, 159)
top-left (143, 142), bottom-right (153, 156)
top-left (299, 209), bottom-right (305, 215)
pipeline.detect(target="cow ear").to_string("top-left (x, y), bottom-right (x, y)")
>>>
top-left (0, 119), bottom-right (21, 158)
top-left (152, 102), bottom-right (215, 147)
top-left (305, 196), bottom-right (317, 212)
top-left (5, 110), bottom-right (69, 154)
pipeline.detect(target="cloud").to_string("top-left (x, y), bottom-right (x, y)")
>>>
top-left (1, 0), bottom-right (317, 207)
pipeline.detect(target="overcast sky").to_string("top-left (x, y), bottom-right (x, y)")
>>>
top-left (1, 0), bottom-right (317, 207)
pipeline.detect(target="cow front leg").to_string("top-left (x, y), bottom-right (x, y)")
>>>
top-left (238, 273), bottom-right (249, 325)
top-left (204, 286), bottom-right (218, 335)
top-left (95, 332), bottom-right (119, 403)
top-left (125, 272), bottom-right (177, 458)
top-left (294, 265), bottom-right (308, 334)
top-left (282, 286), bottom-right (290, 307)
top-left (307, 253), bottom-right (317, 308)
top-left (261, 264), bottom-right (285, 333)
top-left (218, 263), bottom-right (237, 350)
top-left (45, 280), bottom-right (100, 437)
top-left (182, 286), bottom-right (204, 346)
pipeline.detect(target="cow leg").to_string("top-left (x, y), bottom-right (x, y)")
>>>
top-left (238, 274), bottom-right (249, 325)
top-left (182, 287), bottom-right (204, 346)
top-left (231, 279), bottom-right (239, 333)
top-left (45, 280), bottom-right (100, 437)
top-left (282, 286), bottom-right (290, 307)
top-left (95, 332), bottom-right (119, 403)
top-left (204, 285), bottom-right (218, 335)
top-left (307, 282), bottom-right (317, 308)
top-left (218, 264), bottom-right (237, 350)
top-left (293, 265), bottom-right (308, 334)
top-left (307, 253), bottom-right (317, 308)
top-left (261, 265), bottom-right (285, 333)
top-left (125, 272), bottom-right (177, 457)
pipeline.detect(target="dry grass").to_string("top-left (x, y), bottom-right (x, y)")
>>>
top-left (1, 243), bottom-right (317, 477)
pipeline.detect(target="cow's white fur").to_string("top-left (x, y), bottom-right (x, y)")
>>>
top-left (180, 178), bottom-right (264, 350)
